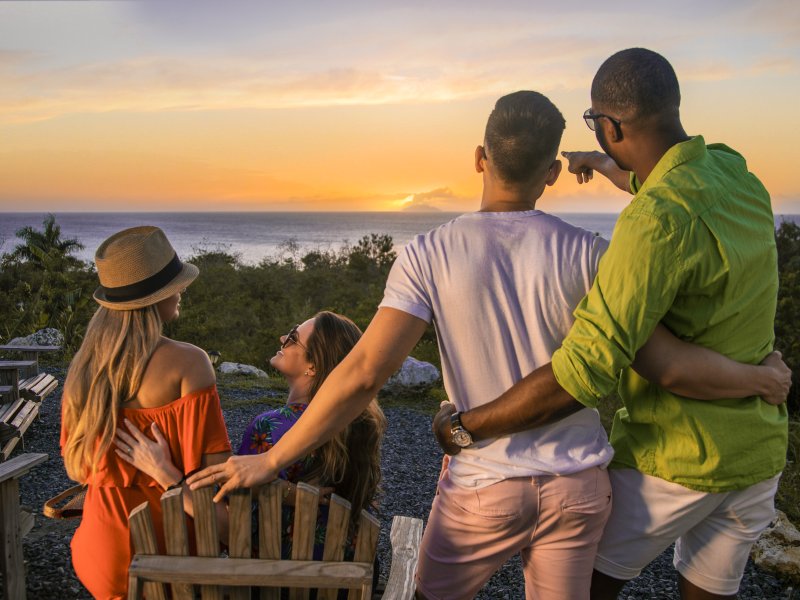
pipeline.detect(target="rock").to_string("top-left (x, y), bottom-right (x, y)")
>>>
top-left (8, 328), bottom-right (64, 347)
top-left (218, 361), bottom-right (269, 378)
top-left (751, 509), bottom-right (800, 583)
top-left (383, 356), bottom-right (440, 390)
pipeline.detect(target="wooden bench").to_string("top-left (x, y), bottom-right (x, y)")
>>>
top-left (0, 345), bottom-right (61, 380)
top-left (18, 372), bottom-right (59, 403)
top-left (127, 481), bottom-right (423, 600)
top-left (0, 362), bottom-right (58, 461)
top-left (0, 361), bottom-right (36, 404)
top-left (0, 452), bottom-right (48, 600)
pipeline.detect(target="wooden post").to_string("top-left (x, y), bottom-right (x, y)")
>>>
top-left (0, 476), bottom-right (24, 600)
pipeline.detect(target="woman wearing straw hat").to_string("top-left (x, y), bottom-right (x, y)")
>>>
top-left (60, 226), bottom-right (232, 600)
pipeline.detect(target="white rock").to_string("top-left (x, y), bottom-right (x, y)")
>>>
top-left (8, 328), bottom-right (65, 347)
top-left (218, 361), bottom-right (269, 378)
top-left (384, 356), bottom-right (440, 389)
top-left (751, 509), bottom-right (800, 583)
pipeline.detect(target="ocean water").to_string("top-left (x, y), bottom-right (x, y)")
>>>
top-left (0, 212), bottom-right (622, 264)
top-left (1, 211), bottom-right (798, 265)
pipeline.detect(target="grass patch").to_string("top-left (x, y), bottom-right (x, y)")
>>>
top-left (216, 372), bottom-right (289, 409)
top-left (377, 383), bottom-right (448, 415)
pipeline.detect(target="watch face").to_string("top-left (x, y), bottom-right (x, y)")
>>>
top-left (453, 429), bottom-right (473, 448)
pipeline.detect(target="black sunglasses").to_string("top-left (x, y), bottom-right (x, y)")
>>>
top-left (583, 108), bottom-right (622, 137)
top-left (281, 324), bottom-right (308, 352)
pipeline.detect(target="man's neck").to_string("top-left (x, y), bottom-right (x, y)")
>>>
top-left (630, 127), bottom-right (690, 185)
top-left (479, 180), bottom-right (543, 213)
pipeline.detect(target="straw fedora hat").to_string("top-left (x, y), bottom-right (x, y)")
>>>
top-left (93, 226), bottom-right (199, 310)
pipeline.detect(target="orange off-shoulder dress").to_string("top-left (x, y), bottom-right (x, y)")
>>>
top-left (60, 385), bottom-right (232, 600)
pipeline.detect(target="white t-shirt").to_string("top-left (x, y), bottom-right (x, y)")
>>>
top-left (380, 209), bottom-right (614, 488)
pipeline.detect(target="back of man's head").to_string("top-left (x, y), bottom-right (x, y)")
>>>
top-left (484, 91), bottom-right (565, 185)
top-left (591, 48), bottom-right (680, 122)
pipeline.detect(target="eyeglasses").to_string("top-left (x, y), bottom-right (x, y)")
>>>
top-left (583, 108), bottom-right (622, 136)
top-left (281, 324), bottom-right (308, 352)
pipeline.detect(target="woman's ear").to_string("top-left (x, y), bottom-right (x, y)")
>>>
top-left (306, 365), bottom-right (316, 377)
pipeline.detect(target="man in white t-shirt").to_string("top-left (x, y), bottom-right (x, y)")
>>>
top-left (375, 91), bottom-right (615, 598)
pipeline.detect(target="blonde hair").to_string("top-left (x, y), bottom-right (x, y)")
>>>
top-left (302, 312), bottom-right (387, 517)
top-left (62, 305), bottom-right (163, 482)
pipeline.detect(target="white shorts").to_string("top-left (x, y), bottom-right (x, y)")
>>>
top-left (594, 468), bottom-right (779, 596)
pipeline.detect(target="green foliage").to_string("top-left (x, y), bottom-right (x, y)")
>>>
top-left (0, 215), bottom-right (94, 352)
top-left (162, 233), bottom-right (429, 369)
top-left (775, 220), bottom-right (800, 414)
top-left (3, 216), bottom-right (800, 520)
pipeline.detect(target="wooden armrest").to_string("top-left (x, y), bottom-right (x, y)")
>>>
top-left (0, 361), bottom-right (37, 370)
top-left (383, 516), bottom-right (423, 600)
top-left (0, 453), bottom-right (47, 483)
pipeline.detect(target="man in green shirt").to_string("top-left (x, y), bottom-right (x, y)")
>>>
top-left (434, 48), bottom-right (788, 599)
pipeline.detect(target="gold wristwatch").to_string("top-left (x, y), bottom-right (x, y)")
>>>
top-left (450, 412), bottom-right (474, 448)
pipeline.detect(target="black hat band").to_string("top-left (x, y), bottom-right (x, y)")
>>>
top-left (100, 254), bottom-right (184, 302)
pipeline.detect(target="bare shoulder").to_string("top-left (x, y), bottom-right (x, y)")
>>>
top-left (141, 339), bottom-right (215, 401)
top-left (164, 340), bottom-right (216, 394)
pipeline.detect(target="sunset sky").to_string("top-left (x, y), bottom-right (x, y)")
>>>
top-left (1, 1), bottom-right (798, 213)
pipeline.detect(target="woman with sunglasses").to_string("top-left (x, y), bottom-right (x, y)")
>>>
top-left (61, 227), bottom-right (232, 600)
top-left (116, 310), bottom-right (386, 559)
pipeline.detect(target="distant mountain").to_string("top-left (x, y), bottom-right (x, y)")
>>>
top-left (401, 203), bottom-right (441, 212)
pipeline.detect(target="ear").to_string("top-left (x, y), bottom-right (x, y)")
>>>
top-left (545, 159), bottom-right (562, 187)
top-left (475, 145), bottom-right (487, 173)
top-left (306, 364), bottom-right (316, 376)
top-left (601, 116), bottom-right (623, 142)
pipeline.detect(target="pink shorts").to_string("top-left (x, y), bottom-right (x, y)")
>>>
top-left (415, 466), bottom-right (612, 600)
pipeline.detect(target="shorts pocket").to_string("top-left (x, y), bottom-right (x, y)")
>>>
top-left (561, 492), bottom-right (611, 516)
top-left (449, 482), bottom-right (524, 521)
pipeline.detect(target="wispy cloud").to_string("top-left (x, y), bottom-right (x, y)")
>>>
top-left (2, 2), bottom-right (797, 124)
top-left (399, 187), bottom-right (471, 211)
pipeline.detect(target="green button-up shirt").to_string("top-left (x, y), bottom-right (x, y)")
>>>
top-left (551, 136), bottom-right (787, 492)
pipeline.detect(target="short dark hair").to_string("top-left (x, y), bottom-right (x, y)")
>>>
top-left (591, 48), bottom-right (680, 120)
top-left (484, 91), bottom-right (565, 185)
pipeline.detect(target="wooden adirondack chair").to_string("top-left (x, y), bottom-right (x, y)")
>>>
top-left (127, 481), bottom-right (422, 600)
top-left (0, 452), bottom-right (48, 600)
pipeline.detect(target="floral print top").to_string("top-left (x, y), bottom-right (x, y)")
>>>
top-left (238, 402), bottom-right (315, 480)
top-left (238, 403), bottom-right (352, 560)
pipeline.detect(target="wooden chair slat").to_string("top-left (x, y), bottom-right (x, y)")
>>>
top-left (0, 400), bottom-right (25, 424)
top-left (383, 516), bottom-right (423, 600)
top-left (322, 494), bottom-right (351, 562)
top-left (347, 510), bottom-right (380, 600)
top-left (19, 508), bottom-right (34, 538)
top-left (129, 555), bottom-right (373, 587)
top-left (291, 483), bottom-right (320, 561)
top-left (258, 481), bottom-right (283, 559)
top-left (128, 502), bottom-right (168, 600)
top-left (317, 494), bottom-right (352, 600)
top-left (290, 483), bottom-right (320, 600)
top-left (161, 488), bottom-right (194, 600)
top-left (227, 487), bottom-right (252, 558)
top-left (19, 373), bottom-right (45, 390)
top-left (258, 481), bottom-right (284, 600)
top-left (191, 486), bottom-right (223, 600)
top-left (226, 487), bottom-right (252, 600)
top-left (9, 401), bottom-right (37, 430)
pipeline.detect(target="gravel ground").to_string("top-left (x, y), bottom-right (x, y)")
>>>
top-left (2, 371), bottom-right (795, 599)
